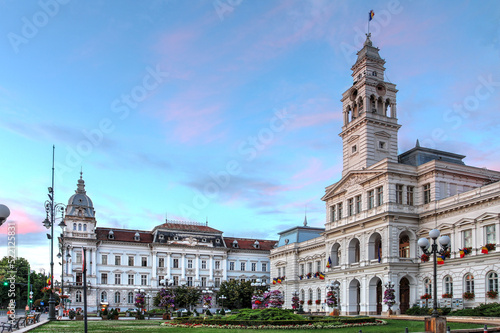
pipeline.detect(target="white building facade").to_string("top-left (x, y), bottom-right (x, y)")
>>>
top-left (59, 174), bottom-right (276, 312)
top-left (270, 34), bottom-right (500, 315)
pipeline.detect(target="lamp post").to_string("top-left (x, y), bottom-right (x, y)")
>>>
top-left (218, 294), bottom-right (226, 309)
top-left (251, 278), bottom-right (266, 290)
top-left (419, 229), bottom-right (450, 333)
top-left (202, 287), bottom-right (212, 313)
top-left (0, 204), bottom-right (10, 227)
top-left (57, 222), bottom-right (69, 318)
top-left (291, 290), bottom-right (299, 311)
top-left (43, 147), bottom-right (66, 321)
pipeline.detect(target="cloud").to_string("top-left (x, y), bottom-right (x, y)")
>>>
top-left (0, 207), bottom-right (46, 235)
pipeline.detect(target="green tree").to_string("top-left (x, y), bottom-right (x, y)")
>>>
top-left (218, 280), bottom-right (254, 309)
top-left (153, 285), bottom-right (201, 310)
top-left (0, 256), bottom-right (49, 309)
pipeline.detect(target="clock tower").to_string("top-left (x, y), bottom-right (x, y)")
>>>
top-left (339, 34), bottom-right (401, 176)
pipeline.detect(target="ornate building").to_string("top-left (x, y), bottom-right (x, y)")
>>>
top-left (270, 34), bottom-right (500, 315)
top-left (60, 173), bottom-right (276, 312)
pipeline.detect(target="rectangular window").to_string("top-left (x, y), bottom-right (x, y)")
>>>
top-left (115, 255), bottom-right (121, 266)
top-left (187, 276), bottom-right (193, 286)
top-left (277, 267), bottom-right (281, 277)
top-left (330, 206), bottom-right (335, 222)
top-left (337, 203), bottom-right (343, 220)
top-left (300, 264), bottom-right (304, 276)
top-left (128, 256), bottom-right (134, 266)
top-left (463, 229), bottom-right (472, 248)
top-left (355, 195), bottom-right (362, 213)
top-left (102, 255), bottom-right (108, 265)
top-left (486, 225), bottom-right (496, 244)
top-left (141, 257), bottom-right (147, 267)
top-left (251, 263), bottom-right (256, 271)
top-left (201, 276), bottom-right (207, 287)
top-left (407, 186), bottom-right (414, 205)
top-left (308, 262), bottom-right (312, 274)
top-left (173, 276), bottom-right (179, 286)
top-left (214, 277), bottom-right (221, 288)
top-left (115, 273), bottom-right (121, 285)
top-left (128, 274), bottom-right (134, 285)
top-left (348, 198), bottom-right (354, 216)
top-left (187, 259), bottom-right (193, 269)
top-left (240, 262), bottom-right (246, 271)
top-left (396, 185), bottom-right (403, 204)
top-left (173, 258), bottom-right (179, 268)
top-left (316, 261), bottom-right (321, 272)
top-left (201, 260), bottom-right (207, 269)
top-left (101, 273), bottom-right (108, 284)
top-left (376, 186), bottom-right (383, 206)
top-left (215, 260), bottom-right (221, 269)
top-left (158, 258), bottom-right (164, 268)
top-left (229, 262), bottom-right (235, 271)
top-left (76, 273), bottom-right (83, 286)
top-left (141, 274), bottom-right (147, 286)
top-left (368, 190), bottom-right (374, 209)
top-left (423, 183), bottom-right (431, 204)
top-left (262, 263), bottom-right (267, 272)
top-left (76, 252), bottom-right (82, 265)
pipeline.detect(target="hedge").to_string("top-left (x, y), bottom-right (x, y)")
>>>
top-left (172, 316), bottom-right (375, 326)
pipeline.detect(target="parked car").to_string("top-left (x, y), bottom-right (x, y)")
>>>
top-left (127, 308), bottom-right (138, 313)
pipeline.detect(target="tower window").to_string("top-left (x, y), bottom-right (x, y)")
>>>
top-left (378, 141), bottom-right (386, 149)
top-left (372, 71), bottom-right (377, 76)
top-left (352, 145), bottom-right (357, 153)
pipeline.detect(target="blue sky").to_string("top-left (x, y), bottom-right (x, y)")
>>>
top-left (1, 0), bottom-right (500, 273)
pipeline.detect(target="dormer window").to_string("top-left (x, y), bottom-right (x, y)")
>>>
top-left (83, 224), bottom-right (87, 232)
top-left (202, 238), bottom-right (207, 243)
top-left (158, 234), bottom-right (164, 240)
top-left (253, 240), bottom-right (260, 249)
top-left (108, 230), bottom-right (114, 240)
top-left (232, 240), bottom-right (239, 248)
top-left (134, 232), bottom-right (140, 241)
top-left (215, 239), bottom-right (220, 244)
top-left (173, 236), bottom-right (179, 241)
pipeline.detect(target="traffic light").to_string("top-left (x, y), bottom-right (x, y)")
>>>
top-left (2, 281), bottom-right (8, 286)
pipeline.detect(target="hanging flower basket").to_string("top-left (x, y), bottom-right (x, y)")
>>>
top-left (442, 293), bottom-right (453, 299)
top-left (315, 299), bottom-right (321, 305)
top-left (420, 294), bottom-right (432, 300)
top-left (486, 290), bottom-right (498, 299)
top-left (326, 291), bottom-right (337, 307)
top-left (299, 300), bottom-right (304, 305)
top-left (420, 254), bottom-right (429, 262)
top-left (459, 247), bottom-right (472, 258)
top-left (463, 292), bottom-right (475, 300)
top-left (307, 300), bottom-right (312, 305)
top-left (486, 243), bottom-right (496, 251)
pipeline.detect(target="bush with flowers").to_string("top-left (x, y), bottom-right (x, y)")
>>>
top-left (291, 295), bottom-right (299, 310)
top-left (326, 290), bottom-right (337, 307)
top-left (383, 284), bottom-right (396, 310)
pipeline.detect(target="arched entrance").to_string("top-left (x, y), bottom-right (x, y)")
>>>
top-left (348, 279), bottom-right (360, 315)
top-left (376, 281), bottom-right (382, 315)
top-left (399, 277), bottom-right (410, 314)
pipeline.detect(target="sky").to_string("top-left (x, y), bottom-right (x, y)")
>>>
top-left (1, 0), bottom-right (500, 274)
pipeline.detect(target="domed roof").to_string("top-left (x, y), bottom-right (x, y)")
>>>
top-left (66, 172), bottom-right (95, 218)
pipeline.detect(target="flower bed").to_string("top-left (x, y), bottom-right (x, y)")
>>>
top-left (162, 319), bottom-right (386, 329)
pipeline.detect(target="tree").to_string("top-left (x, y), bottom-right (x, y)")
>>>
top-left (173, 285), bottom-right (201, 309)
top-left (217, 280), bottom-right (253, 309)
top-left (0, 256), bottom-right (49, 309)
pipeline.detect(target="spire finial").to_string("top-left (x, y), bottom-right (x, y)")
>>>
top-left (364, 33), bottom-right (372, 46)
top-left (80, 166), bottom-right (83, 179)
top-left (416, 139), bottom-right (420, 148)
top-left (303, 206), bottom-right (308, 226)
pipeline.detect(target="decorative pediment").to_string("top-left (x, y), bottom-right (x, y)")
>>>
top-left (476, 212), bottom-right (499, 223)
top-left (374, 131), bottom-right (391, 138)
top-left (322, 170), bottom-right (385, 201)
top-left (455, 218), bottom-right (475, 228)
top-left (347, 135), bottom-right (360, 143)
top-left (274, 260), bottom-right (287, 266)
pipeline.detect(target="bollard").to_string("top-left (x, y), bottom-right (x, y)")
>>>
top-left (484, 324), bottom-right (488, 333)
top-left (405, 327), bottom-right (408, 333)
top-left (359, 330), bottom-right (362, 333)
top-left (446, 326), bottom-right (451, 333)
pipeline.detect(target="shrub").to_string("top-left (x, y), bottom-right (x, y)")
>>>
top-left (452, 303), bottom-right (500, 317)
top-left (220, 308), bottom-right (226, 315)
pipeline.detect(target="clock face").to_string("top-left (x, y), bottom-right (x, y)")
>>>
top-left (349, 88), bottom-right (358, 101)
top-left (376, 84), bottom-right (386, 96)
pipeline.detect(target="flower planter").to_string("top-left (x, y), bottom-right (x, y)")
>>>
top-left (163, 312), bottom-right (171, 320)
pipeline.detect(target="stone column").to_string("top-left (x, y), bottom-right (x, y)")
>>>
top-left (166, 252), bottom-right (171, 279)
top-left (181, 254), bottom-right (185, 280)
top-left (151, 251), bottom-right (157, 286)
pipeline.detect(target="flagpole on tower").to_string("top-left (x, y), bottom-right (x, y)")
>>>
top-left (368, 10), bottom-right (374, 34)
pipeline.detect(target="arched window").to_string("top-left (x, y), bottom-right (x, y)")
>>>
top-left (444, 276), bottom-right (453, 296)
top-left (101, 291), bottom-right (107, 302)
top-left (487, 272), bottom-right (498, 293)
top-left (128, 292), bottom-right (134, 303)
top-left (300, 289), bottom-right (305, 302)
top-left (316, 288), bottom-right (321, 301)
top-left (73, 223), bottom-right (77, 231)
top-left (348, 238), bottom-right (360, 264)
top-left (464, 274), bottom-right (474, 293)
top-left (399, 234), bottom-right (410, 258)
top-left (83, 224), bottom-right (87, 231)
top-left (331, 243), bottom-right (340, 266)
top-left (114, 292), bottom-right (120, 303)
top-left (424, 278), bottom-right (432, 295)
top-left (78, 210), bottom-right (83, 217)
top-left (308, 289), bottom-right (313, 301)
top-left (78, 223), bottom-right (82, 231)
top-left (76, 290), bottom-right (82, 303)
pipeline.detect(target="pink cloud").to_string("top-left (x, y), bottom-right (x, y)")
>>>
top-left (0, 207), bottom-right (45, 235)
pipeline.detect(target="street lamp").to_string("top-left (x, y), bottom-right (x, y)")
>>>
top-left (145, 294), bottom-right (151, 313)
top-left (0, 204), bottom-right (10, 227)
top-left (43, 149), bottom-right (66, 321)
top-left (251, 278), bottom-right (266, 289)
top-left (418, 229), bottom-right (450, 318)
top-left (57, 222), bottom-right (69, 318)
top-left (218, 294), bottom-right (227, 309)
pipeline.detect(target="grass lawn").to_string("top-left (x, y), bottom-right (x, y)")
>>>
top-left (30, 319), bottom-right (486, 333)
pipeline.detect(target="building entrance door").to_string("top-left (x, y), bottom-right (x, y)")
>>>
top-left (399, 278), bottom-right (410, 314)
